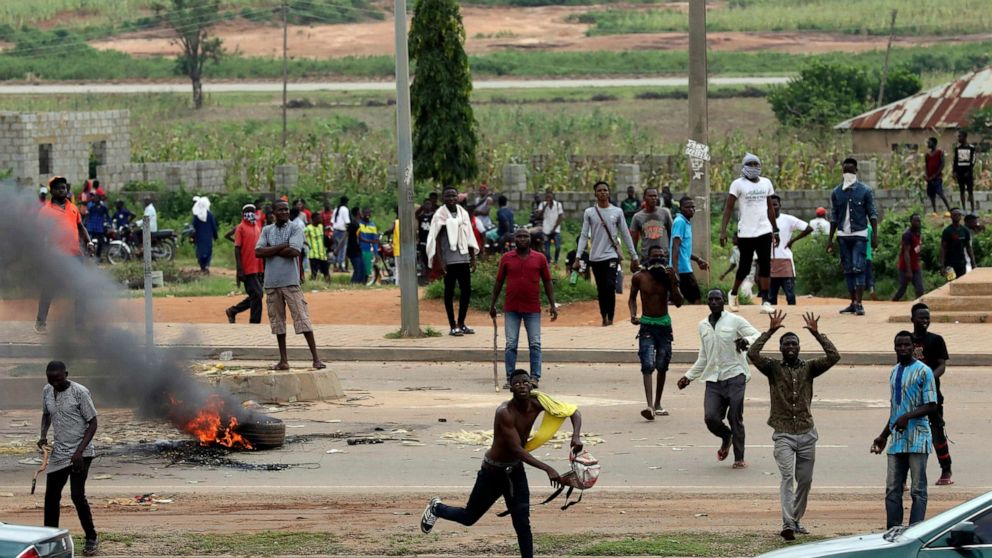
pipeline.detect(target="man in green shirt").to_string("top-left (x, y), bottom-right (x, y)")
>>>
top-left (865, 223), bottom-right (876, 300)
top-left (620, 186), bottom-right (640, 228)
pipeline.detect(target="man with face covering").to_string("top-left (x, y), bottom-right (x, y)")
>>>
top-left (225, 204), bottom-right (265, 324)
top-left (827, 158), bottom-right (878, 316)
top-left (747, 310), bottom-right (840, 541)
top-left (720, 153), bottom-right (778, 314)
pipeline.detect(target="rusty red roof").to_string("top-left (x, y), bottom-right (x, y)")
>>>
top-left (836, 67), bottom-right (992, 130)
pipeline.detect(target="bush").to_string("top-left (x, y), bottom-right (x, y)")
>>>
top-left (423, 257), bottom-right (597, 311)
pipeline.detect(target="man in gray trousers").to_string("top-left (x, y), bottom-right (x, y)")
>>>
top-left (747, 310), bottom-right (840, 541)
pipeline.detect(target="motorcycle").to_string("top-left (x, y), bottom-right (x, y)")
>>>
top-left (101, 222), bottom-right (178, 265)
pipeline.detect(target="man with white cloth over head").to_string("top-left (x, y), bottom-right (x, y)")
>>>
top-left (427, 187), bottom-right (479, 337)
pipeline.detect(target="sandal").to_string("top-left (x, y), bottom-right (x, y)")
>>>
top-left (732, 460), bottom-right (747, 469)
top-left (449, 328), bottom-right (463, 337)
top-left (459, 325), bottom-right (475, 335)
top-left (640, 408), bottom-right (655, 421)
top-left (655, 407), bottom-right (669, 416)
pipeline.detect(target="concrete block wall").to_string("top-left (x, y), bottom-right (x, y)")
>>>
top-left (98, 160), bottom-right (229, 193)
top-left (0, 111), bottom-right (129, 189)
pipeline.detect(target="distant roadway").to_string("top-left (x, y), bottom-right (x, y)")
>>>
top-left (0, 76), bottom-right (790, 95)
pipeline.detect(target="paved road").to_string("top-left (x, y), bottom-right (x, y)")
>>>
top-left (0, 76), bottom-right (790, 95)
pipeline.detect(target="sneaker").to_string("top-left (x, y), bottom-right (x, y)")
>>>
top-left (727, 292), bottom-right (740, 312)
top-left (83, 536), bottom-right (99, 556)
top-left (780, 527), bottom-right (796, 541)
top-left (449, 328), bottom-right (463, 337)
top-left (459, 325), bottom-right (475, 335)
top-left (531, 379), bottom-right (540, 389)
top-left (795, 525), bottom-right (810, 535)
top-left (420, 497), bottom-right (441, 534)
top-left (225, 307), bottom-right (236, 324)
top-left (33, 322), bottom-right (47, 334)
top-left (502, 382), bottom-right (511, 390)
top-left (855, 304), bottom-right (865, 316)
top-left (839, 304), bottom-right (856, 314)
top-left (760, 301), bottom-right (775, 314)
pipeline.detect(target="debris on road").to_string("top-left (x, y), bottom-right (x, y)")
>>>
top-left (440, 430), bottom-right (605, 447)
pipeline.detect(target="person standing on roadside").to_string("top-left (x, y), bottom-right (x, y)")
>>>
top-left (537, 190), bottom-right (564, 266)
top-left (225, 204), bottom-right (265, 324)
top-left (630, 187), bottom-right (673, 263)
top-left (661, 186), bottom-right (674, 211)
top-left (871, 331), bottom-right (937, 529)
top-left (747, 311), bottom-right (840, 541)
top-left (85, 189), bottom-right (110, 260)
top-left (427, 187), bottom-right (479, 337)
top-left (39, 360), bottom-right (100, 556)
top-left (38, 185), bottom-right (49, 205)
top-left (892, 214), bottom-right (925, 302)
top-left (490, 229), bottom-right (558, 389)
top-left (909, 303), bottom-right (953, 486)
top-left (496, 195), bottom-right (515, 246)
top-left (620, 185), bottom-right (640, 227)
top-left (952, 131), bottom-right (977, 214)
top-left (827, 158), bottom-right (878, 316)
top-left (924, 137), bottom-right (952, 214)
top-left (669, 196), bottom-right (708, 304)
top-left (940, 208), bottom-right (974, 280)
top-left (36, 177), bottom-right (93, 334)
top-left (254, 200), bottom-right (326, 371)
top-left (358, 208), bottom-right (379, 284)
top-left (677, 289), bottom-right (760, 469)
top-left (332, 196), bottom-right (351, 272)
top-left (769, 195), bottom-right (812, 306)
top-left (305, 212), bottom-right (330, 282)
top-left (720, 153), bottom-right (778, 314)
top-left (142, 196), bottom-right (158, 233)
top-left (629, 245), bottom-right (683, 420)
top-left (346, 206), bottom-right (366, 284)
top-left (574, 181), bottom-right (640, 326)
top-left (191, 196), bottom-right (219, 274)
top-left (964, 213), bottom-right (984, 272)
top-left (809, 207), bottom-right (830, 236)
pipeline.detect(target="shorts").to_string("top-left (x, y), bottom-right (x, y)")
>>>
top-left (926, 178), bottom-right (944, 198)
top-left (737, 233), bottom-right (772, 281)
top-left (955, 171), bottom-right (974, 190)
top-left (265, 285), bottom-right (313, 335)
top-left (678, 272), bottom-right (701, 304)
top-left (637, 323), bottom-right (673, 374)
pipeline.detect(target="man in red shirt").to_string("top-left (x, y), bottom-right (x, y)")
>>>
top-left (892, 213), bottom-right (924, 301)
top-left (924, 137), bottom-right (951, 214)
top-left (225, 204), bottom-right (265, 324)
top-left (489, 229), bottom-right (558, 389)
top-left (36, 177), bottom-right (92, 334)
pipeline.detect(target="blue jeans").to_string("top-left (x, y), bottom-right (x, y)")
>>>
top-left (864, 260), bottom-right (875, 291)
top-left (333, 230), bottom-right (347, 267)
top-left (350, 255), bottom-right (367, 284)
top-left (838, 236), bottom-right (867, 292)
top-left (769, 277), bottom-right (796, 306)
top-left (885, 453), bottom-right (928, 528)
top-left (544, 232), bottom-right (561, 264)
top-left (637, 323), bottom-right (672, 374)
top-left (504, 311), bottom-right (541, 380)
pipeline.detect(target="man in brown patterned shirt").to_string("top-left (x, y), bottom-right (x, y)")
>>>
top-left (747, 311), bottom-right (840, 541)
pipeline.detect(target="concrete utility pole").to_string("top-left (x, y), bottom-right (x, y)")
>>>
top-left (394, 0), bottom-right (420, 336)
top-left (142, 216), bottom-right (154, 353)
top-left (876, 9), bottom-right (898, 108)
top-left (281, 0), bottom-right (289, 150)
top-left (687, 0), bottom-right (711, 283)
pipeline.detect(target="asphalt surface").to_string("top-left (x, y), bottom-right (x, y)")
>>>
top-left (0, 76), bottom-right (790, 95)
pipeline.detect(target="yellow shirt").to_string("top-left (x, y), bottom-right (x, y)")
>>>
top-left (521, 390), bottom-right (578, 452)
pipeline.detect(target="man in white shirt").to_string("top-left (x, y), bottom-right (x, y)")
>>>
top-left (537, 190), bottom-right (564, 265)
top-left (677, 289), bottom-right (761, 469)
top-left (809, 208), bottom-right (830, 236)
top-left (142, 197), bottom-right (158, 233)
top-left (332, 196), bottom-right (351, 272)
top-left (720, 153), bottom-right (778, 314)
top-left (769, 195), bottom-right (813, 306)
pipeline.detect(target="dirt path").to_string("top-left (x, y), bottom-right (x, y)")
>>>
top-left (88, 6), bottom-right (990, 60)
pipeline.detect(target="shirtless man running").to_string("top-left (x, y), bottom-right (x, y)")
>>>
top-left (420, 369), bottom-right (583, 558)
top-left (629, 245), bottom-right (684, 420)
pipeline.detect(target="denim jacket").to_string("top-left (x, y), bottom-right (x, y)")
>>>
top-left (830, 181), bottom-right (877, 234)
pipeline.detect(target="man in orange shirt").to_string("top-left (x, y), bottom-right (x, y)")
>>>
top-left (36, 177), bottom-right (93, 334)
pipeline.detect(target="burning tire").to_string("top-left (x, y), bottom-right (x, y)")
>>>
top-left (235, 414), bottom-right (286, 449)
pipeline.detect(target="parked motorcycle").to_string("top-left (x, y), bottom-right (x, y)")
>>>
top-left (100, 222), bottom-right (178, 265)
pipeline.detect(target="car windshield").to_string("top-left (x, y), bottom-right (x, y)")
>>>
top-left (902, 492), bottom-right (992, 540)
top-left (0, 541), bottom-right (28, 555)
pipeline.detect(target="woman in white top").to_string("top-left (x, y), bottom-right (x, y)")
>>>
top-left (719, 153), bottom-right (778, 313)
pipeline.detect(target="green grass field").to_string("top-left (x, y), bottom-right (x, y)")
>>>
top-left (572, 0), bottom-right (992, 36)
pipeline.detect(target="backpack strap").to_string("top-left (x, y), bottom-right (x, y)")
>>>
top-left (496, 486), bottom-right (566, 517)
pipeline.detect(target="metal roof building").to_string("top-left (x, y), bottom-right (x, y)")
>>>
top-left (836, 67), bottom-right (992, 153)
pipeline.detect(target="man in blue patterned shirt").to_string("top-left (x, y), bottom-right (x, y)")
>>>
top-left (871, 331), bottom-right (937, 529)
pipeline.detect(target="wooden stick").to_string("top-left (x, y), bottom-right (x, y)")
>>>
top-left (492, 315), bottom-right (500, 392)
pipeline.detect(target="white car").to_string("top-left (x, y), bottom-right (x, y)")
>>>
top-left (0, 522), bottom-right (73, 558)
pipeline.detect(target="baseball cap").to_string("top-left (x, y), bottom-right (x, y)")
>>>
top-left (47, 176), bottom-right (67, 188)
top-left (815, 207), bottom-right (826, 217)
top-left (39, 186), bottom-right (49, 195)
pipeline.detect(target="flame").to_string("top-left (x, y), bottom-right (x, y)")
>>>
top-left (170, 394), bottom-right (253, 450)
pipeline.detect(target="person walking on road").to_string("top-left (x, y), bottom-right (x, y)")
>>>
top-left (427, 187), bottom-right (479, 337)
top-left (36, 177), bottom-right (93, 334)
top-left (910, 303), bottom-right (954, 486)
top-left (420, 369), bottom-right (583, 558)
top-left (892, 214), bottom-right (925, 302)
top-left (952, 131), bottom-right (977, 214)
top-left (940, 208), bottom-right (974, 280)
top-left (747, 311), bottom-right (840, 541)
top-left (574, 181), bottom-right (640, 326)
top-left (629, 245), bottom-right (683, 420)
top-left (720, 153), bottom-right (778, 313)
top-left (620, 185), bottom-right (640, 227)
top-left (225, 204), bottom-right (265, 324)
top-left (255, 200), bottom-right (325, 371)
top-left (827, 158), bottom-right (878, 316)
top-left (871, 331), bottom-right (937, 529)
top-left (191, 196), bottom-right (219, 274)
top-left (924, 137), bottom-right (952, 214)
top-left (537, 190), bottom-right (564, 265)
top-left (490, 229), bottom-right (558, 389)
top-left (669, 196), bottom-right (709, 304)
top-left (769, 195), bottom-right (812, 306)
top-left (677, 289), bottom-right (761, 469)
top-left (39, 360), bottom-right (100, 556)
top-left (630, 187), bottom-right (673, 262)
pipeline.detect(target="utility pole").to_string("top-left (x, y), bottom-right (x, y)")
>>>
top-left (142, 216), bottom-right (154, 354)
top-left (281, 0), bottom-right (289, 150)
top-left (394, 0), bottom-right (420, 336)
top-left (876, 9), bottom-right (898, 108)
top-left (687, 0), bottom-right (711, 283)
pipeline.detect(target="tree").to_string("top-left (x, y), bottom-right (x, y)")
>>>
top-left (162, 0), bottom-right (224, 109)
top-left (409, 0), bottom-right (479, 187)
